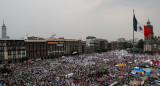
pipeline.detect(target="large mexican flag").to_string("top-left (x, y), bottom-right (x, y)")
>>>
top-left (133, 14), bottom-right (152, 37)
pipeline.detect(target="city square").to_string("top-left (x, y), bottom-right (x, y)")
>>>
top-left (1, 0), bottom-right (160, 86)
top-left (0, 51), bottom-right (160, 86)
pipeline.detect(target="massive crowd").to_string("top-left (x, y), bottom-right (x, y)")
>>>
top-left (0, 51), bottom-right (159, 86)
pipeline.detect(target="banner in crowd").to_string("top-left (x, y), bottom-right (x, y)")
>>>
top-left (51, 62), bottom-right (59, 65)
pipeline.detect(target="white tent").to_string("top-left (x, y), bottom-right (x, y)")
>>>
top-left (103, 59), bottom-right (109, 62)
top-left (131, 70), bottom-right (137, 74)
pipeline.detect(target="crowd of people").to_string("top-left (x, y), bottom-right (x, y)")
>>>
top-left (0, 51), bottom-right (159, 86)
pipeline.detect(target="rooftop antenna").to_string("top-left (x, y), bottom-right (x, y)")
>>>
top-left (3, 19), bottom-right (5, 25)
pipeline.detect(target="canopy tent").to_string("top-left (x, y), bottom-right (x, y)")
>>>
top-left (143, 68), bottom-right (151, 72)
top-left (143, 68), bottom-right (152, 75)
top-left (139, 70), bottom-right (144, 72)
top-left (136, 71), bottom-right (142, 73)
top-left (137, 73), bottom-right (141, 76)
top-left (137, 70), bottom-right (143, 76)
top-left (131, 70), bottom-right (136, 75)
top-left (133, 67), bottom-right (139, 71)
top-left (118, 63), bottom-right (126, 66)
top-left (145, 72), bottom-right (151, 75)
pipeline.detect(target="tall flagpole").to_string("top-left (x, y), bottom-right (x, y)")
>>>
top-left (133, 9), bottom-right (135, 64)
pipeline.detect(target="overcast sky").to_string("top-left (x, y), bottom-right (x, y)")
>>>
top-left (0, 0), bottom-right (160, 41)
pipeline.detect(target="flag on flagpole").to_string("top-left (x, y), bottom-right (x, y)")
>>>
top-left (133, 14), bottom-right (152, 37)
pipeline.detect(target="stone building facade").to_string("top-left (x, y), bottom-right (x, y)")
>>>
top-left (144, 20), bottom-right (160, 53)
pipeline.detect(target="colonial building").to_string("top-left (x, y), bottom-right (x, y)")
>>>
top-left (144, 20), bottom-right (160, 53)
top-left (0, 39), bottom-right (26, 64)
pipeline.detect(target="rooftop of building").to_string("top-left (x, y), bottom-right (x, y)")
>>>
top-left (0, 39), bottom-right (24, 41)
top-left (45, 38), bottom-right (79, 41)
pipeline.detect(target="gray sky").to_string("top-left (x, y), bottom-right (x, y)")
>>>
top-left (0, 0), bottom-right (160, 41)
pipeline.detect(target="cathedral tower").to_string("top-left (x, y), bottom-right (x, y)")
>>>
top-left (145, 20), bottom-right (154, 41)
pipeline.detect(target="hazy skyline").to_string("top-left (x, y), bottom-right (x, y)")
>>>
top-left (0, 0), bottom-right (160, 41)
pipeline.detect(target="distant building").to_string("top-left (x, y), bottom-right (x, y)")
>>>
top-left (144, 20), bottom-right (160, 53)
top-left (118, 38), bottom-right (126, 42)
top-left (1, 20), bottom-right (9, 39)
top-left (81, 41), bottom-right (86, 54)
top-left (85, 36), bottom-right (108, 53)
top-left (0, 39), bottom-right (26, 64)
top-left (27, 36), bottom-right (44, 40)
top-left (25, 38), bottom-right (82, 59)
top-left (129, 38), bottom-right (139, 43)
top-left (129, 38), bottom-right (139, 47)
top-left (0, 37), bottom-right (83, 64)
top-left (110, 40), bottom-right (132, 50)
top-left (25, 40), bottom-right (47, 59)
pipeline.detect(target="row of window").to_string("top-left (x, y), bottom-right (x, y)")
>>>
top-left (0, 43), bottom-right (5, 46)
top-left (0, 47), bottom-right (4, 50)
top-left (0, 52), bottom-right (4, 55)
top-left (8, 51), bottom-right (25, 55)
top-left (8, 55), bottom-right (25, 59)
top-left (0, 52), bottom-right (25, 55)
top-left (7, 47), bottom-right (25, 50)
